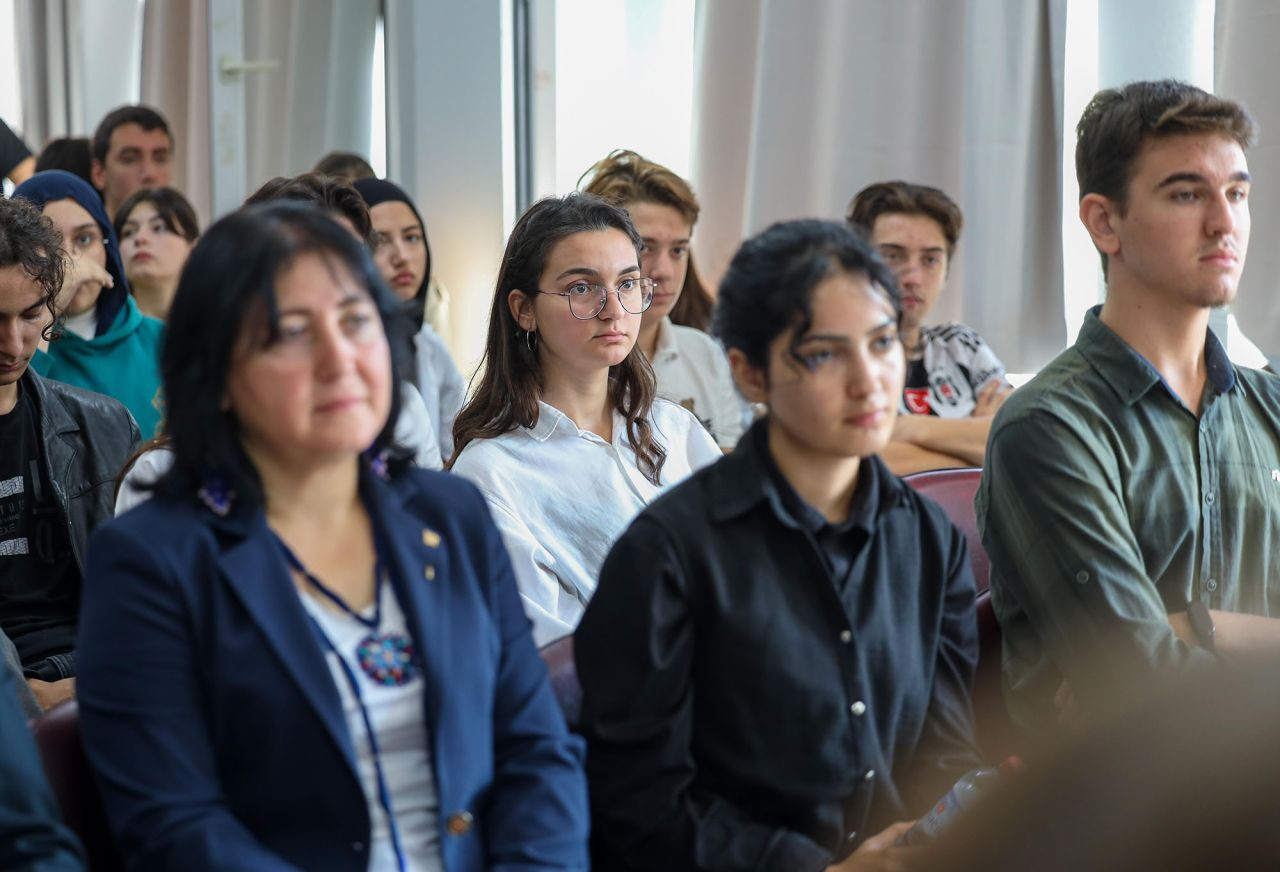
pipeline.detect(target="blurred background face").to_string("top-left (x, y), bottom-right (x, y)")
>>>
top-left (370, 201), bottom-right (427, 302)
top-left (760, 272), bottom-right (904, 461)
top-left (42, 197), bottom-right (107, 316)
top-left (629, 200), bottom-right (690, 327)
top-left (118, 202), bottom-right (194, 289)
top-left (869, 212), bottom-right (949, 336)
top-left (225, 252), bottom-right (392, 470)
top-left (93, 123), bottom-right (173, 215)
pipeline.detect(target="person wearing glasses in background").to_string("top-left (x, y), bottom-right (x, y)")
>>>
top-left (450, 194), bottom-right (721, 646)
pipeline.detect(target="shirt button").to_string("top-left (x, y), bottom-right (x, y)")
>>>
top-left (424, 565), bottom-right (436, 581)
top-left (446, 810), bottom-right (474, 836)
top-left (864, 769), bottom-right (875, 781)
top-left (1075, 570), bottom-right (1090, 584)
top-left (850, 700), bottom-right (867, 716)
top-left (845, 831), bottom-right (858, 843)
top-left (839, 630), bottom-right (853, 644)
top-left (1205, 492), bottom-right (1216, 505)
top-left (1206, 578), bottom-right (1218, 592)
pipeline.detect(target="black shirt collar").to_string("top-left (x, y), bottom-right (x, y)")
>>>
top-left (710, 417), bottom-right (903, 530)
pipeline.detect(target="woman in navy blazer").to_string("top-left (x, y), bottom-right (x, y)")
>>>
top-left (76, 202), bottom-right (588, 871)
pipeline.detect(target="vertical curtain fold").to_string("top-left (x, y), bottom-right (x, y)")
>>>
top-left (691, 0), bottom-right (1066, 372)
top-left (1215, 0), bottom-right (1280, 360)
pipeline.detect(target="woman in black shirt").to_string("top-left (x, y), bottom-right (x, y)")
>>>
top-left (577, 219), bottom-right (981, 871)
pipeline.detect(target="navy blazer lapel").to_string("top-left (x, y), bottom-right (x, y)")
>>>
top-left (216, 513), bottom-right (357, 770)
top-left (363, 475), bottom-right (448, 735)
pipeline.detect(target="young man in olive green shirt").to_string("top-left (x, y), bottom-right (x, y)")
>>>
top-left (978, 80), bottom-right (1280, 735)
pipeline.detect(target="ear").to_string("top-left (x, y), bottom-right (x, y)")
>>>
top-left (1079, 193), bottom-right (1122, 258)
top-left (727, 348), bottom-right (768, 404)
top-left (90, 159), bottom-right (107, 191)
top-left (507, 289), bottom-right (536, 332)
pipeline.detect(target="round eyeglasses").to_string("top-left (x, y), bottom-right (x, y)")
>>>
top-left (536, 277), bottom-right (655, 320)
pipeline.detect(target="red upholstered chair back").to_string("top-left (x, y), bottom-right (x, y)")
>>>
top-left (31, 700), bottom-right (123, 872)
top-left (904, 467), bottom-right (1018, 760)
top-left (904, 468), bottom-right (989, 593)
top-left (538, 635), bottom-right (582, 731)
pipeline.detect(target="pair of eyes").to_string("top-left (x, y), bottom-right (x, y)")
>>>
top-left (116, 151), bottom-right (171, 166)
top-left (372, 231), bottom-right (424, 249)
top-left (639, 243), bottom-right (688, 258)
top-left (119, 219), bottom-right (176, 241)
top-left (793, 333), bottom-right (900, 371)
top-left (563, 277), bottom-right (646, 297)
top-left (878, 248), bottom-right (943, 268)
top-left (1168, 187), bottom-right (1249, 203)
top-left (268, 308), bottom-right (380, 349)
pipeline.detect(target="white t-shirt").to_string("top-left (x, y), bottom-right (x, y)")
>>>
top-left (649, 316), bottom-right (748, 450)
top-left (450, 398), bottom-right (721, 646)
top-left (298, 580), bottom-right (443, 872)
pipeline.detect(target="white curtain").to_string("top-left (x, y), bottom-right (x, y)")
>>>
top-left (691, 0), bottom-right (1067, 372)
top-left (141, 0), bottom-right (211, 226)
top-left (1216, 0), bottom-right (1280, 361)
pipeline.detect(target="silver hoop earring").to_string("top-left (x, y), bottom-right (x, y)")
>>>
top-left (525, 329), bottom-right (538, 353)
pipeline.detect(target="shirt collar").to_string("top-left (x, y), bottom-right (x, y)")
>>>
top-left (521, 400), bottom-right (620, 444)
top-left (710, 418), bottom-right (903, 529)
top-left (652, 316), bottom-right (679, 363)
top-left (1076, 305), bottom-right (1238, 407)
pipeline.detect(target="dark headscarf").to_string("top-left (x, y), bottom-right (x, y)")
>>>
top-left (14, 169), bottom-right (129, 337)
top-left (353, 178), bottom-right (433, 326)
top-left (354, 178), bottom-right (436, 391)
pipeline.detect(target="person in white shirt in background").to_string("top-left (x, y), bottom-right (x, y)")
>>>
top-left (354, 178), bottom-right (466, 463)
top-left (581, 150), bottom-right (748, 451)
top-left (449, 193), bottom-right (721, 646)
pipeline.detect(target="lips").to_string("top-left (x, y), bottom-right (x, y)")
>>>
top-left (846, 408), bottom-right (890, 428)
top-left (315, 396), bottom-right (365, 413)
top-left (1200, 249), bottom-right (1238, 267)
top-left (594, 331), bottom-right (629, 343)
top-left (392, 272), bottom-right (417, 286)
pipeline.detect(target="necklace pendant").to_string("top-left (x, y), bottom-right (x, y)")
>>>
top-left (356, 633), bottom-right (420, 686)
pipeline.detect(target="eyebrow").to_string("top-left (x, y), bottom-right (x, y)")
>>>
top-left (1157, 170), bottom-right (1252, 188)
top-left (641, 236), bottom-right (691, 245)
top-left (276, 293), bottom-right (372, 316)
top-left (796, 319), bottom-right (896, 344)
top-left (878, 242), bottom-right (945, 253)
top-left (70, 223), bottom-right (99, 235)
top-left (554, 264), bottom-right (641, 281)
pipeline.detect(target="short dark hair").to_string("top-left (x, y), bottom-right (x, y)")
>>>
top-left (0, 196), bottom-right (65, 340)
top-left (450, 193), bottom-right (668, 485)
top-left (113, 186), bottom-right (200, 242)
top-left (35, 137), bottom-right (93, 186)
top-left (155, 202), bottom-right (409, 509)
top-left (846, 181), bottom-right (964, 258)
top-left (313, 151), bottom-right (376, 182)
top-left (1076, 79), bottom-right (1257, 212)
top-left (91, 105), bottom-right (173, 163)
top-left (714, 219), bottom-right (901, 371)
top-left (246, 173), bottom-right (373, 242)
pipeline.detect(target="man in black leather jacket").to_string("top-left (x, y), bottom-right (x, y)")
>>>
top-left (0, 194), bottom-right (139, 714)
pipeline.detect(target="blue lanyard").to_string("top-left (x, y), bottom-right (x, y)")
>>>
top-left (274, 534), bottom-right (410, 872)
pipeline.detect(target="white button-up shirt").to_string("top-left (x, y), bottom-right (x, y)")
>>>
top-left (451, 398), bottom-right (721, 646)
top-left (650, 317), bottom-right (748, 450)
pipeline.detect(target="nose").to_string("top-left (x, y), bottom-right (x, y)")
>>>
top-left (844, 350), bottom-right (879, 397)
top-left (597, 285), bottom-right (627, 321)
top-left (896, 259), bottom-right (920, 290)
top-left (0, 318), bottom-right (25, 360)
top-left (645, 250), bottom-right (672, 286)
top-left (388, 238), bottom-right (408, 267)
top-left (312, 320), bottom-right (358, 378)
top-left (1205, 191), bottom-right (1238, 237)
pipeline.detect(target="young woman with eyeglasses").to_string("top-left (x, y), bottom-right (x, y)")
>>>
top-left (449, 194), bottom-right (721, 646)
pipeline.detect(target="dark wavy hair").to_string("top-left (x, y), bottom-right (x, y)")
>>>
top-left (450, 193), bottom-right (667, 484)
top-left (579, 149), bottom-right (714, 331)
top-left (246, 173), bottom-right (373, 243)
top-left (714, 219), bottom-right (902, 371)
top-left (153, 202), bottom-right (410, 508)
top-left (846, 180), bottom-right (964, 259)
top-left (0, 195), bottom-right (65, 341)
top-left (91, 105), bottom-right (173, 163)
top-left (112, 186), bottom-right (200, 242)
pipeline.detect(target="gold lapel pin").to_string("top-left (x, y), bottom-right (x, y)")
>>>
top-left (422, 528), bottom-right (441, 548)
